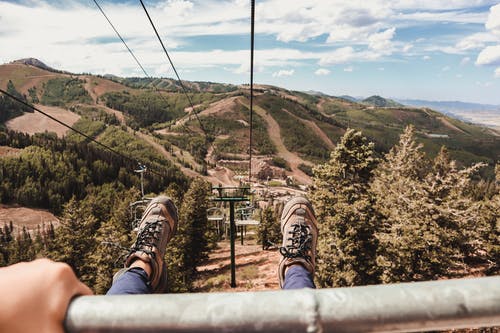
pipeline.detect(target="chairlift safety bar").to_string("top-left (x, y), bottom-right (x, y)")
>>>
top-left (65, 275), bottom-right (500, 332)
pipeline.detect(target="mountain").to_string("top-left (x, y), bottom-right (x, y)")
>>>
top-left (338, 95), bottom-right (359, 102)
top-left (1, 60), bottom-right (498, 186)
top-left (362, 95), bottom-right (404, 108)
top-left (11, 58), bottom-right (57, 72)
top-left (397, 99), bottom-right (500, 128)
top-left (397, 99), bottom-right (500, 113)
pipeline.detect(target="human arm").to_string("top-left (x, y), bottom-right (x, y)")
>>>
top-left (0, 258), bottom-right (93, 333)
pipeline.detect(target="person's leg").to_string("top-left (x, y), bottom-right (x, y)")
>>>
top-left (106, 196), bottom-right (178, 295)
top-left (106, 267), bottom-right (151, 295)
top-left (282, 265), bottom-right (316, 289)
top-left (278, 197), bottom-right (318, 289)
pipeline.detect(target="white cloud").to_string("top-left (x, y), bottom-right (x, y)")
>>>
top-left (368, 27), bottom-right (396, 51)
top-left (272, 69), bottom-right (294, 77)
top-left (456, 33), bottom-right (497, 51)
top-left (314, 68), bottom-right (330, 76)
top-left (423, 55), bottom-right (431, 60)
top-left (391, 0), bottom-right (497, 11)
top-left (460, 57), bottom-right (471, 65)
top-left (344, 66), bottom-right (354, 72)
top-left (485, 4), bottom-right (500, 37)
top-left (495, 67), bottom-right (500, 78)
top-left (319, 47), bottom-right (356, 65)
top-left (476, 45), bottom-right (500, 66)
top-left (402, 44), bottom-right (414, 52)
top-left (378, 67), bottom-right (385, 71)
top-left (442, 66), bottom-right (451, 71)
top-left (475, 4), bottom-right (500, 78)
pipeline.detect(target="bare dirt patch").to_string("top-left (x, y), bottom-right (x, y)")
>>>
top-left (0, 205), bottom-right (60, 233)
top-left (0, 146), bottom-right (22, 157)
top-left (83, 76), bottom-right (128, 98)
top-left (6, 104), bottom-right (80, 138)
top-left (194, 239), bottom-right (280, 292)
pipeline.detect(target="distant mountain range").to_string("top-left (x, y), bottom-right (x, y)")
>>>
top-left (395, 99), bottom-right (500, 113)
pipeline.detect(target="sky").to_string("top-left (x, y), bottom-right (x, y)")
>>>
top-left (1, 0), bottom-right (500, 104)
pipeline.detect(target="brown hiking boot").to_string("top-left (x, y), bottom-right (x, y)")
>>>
top-left (122, 196), bottom-right (178, 293)
top-left (278, 196), bottom-right (318, 288)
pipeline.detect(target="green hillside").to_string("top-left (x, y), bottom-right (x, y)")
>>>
top-left (1, 61), bottom-right (498, 177)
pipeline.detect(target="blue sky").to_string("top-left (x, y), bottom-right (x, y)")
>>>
top-left (1, 0), bottom-right (500, 104)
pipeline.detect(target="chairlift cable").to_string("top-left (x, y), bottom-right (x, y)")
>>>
top-left (249, 0), bottom-right (255, 183)
top-left (139, 0), bottom-right (209, 139)
top-left (92, 0), bottom-right (195, 136)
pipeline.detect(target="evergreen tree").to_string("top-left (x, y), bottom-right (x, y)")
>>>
top-left (91, 189), bottom-right (136, 294)
top-left (258, 203), bottom-right (280, 250)
top-left (165, 178), bottom-right (210, 292)
top-left (372, 127), bottom-right (486, 282)
top-left (310, 129), bottom-right (380, 287)
top-left (47, 198), bottom-right (98, 286)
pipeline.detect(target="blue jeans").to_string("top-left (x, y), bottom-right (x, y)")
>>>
top-left (106, 265), bottom-right (315, 294)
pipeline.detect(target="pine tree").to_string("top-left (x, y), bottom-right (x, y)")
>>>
top-left (310, 129), bottom-right (380, 287)
top-left (258, 203), bottom-right (280, 250)
top-left (47, 197), bottom-right (98, 286)
top-left (372, 127), bottom-right (486, 282)
top-left (90, 189), bottom-right (136, 294)
top-left (165, 178), bottom-right (210, 292)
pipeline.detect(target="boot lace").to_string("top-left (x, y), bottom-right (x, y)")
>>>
top-left (128, 220), bottom-right (162, 259)
top-left (279, 222), bottom-right (312, 261)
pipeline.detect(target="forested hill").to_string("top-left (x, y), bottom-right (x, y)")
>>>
top-left (1, 59), bottom-right (499, 185)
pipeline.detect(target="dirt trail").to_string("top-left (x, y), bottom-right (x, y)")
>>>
top-left (134, 131), bottom-right (201, 179)
top-left (84, 77), bottom-right (98, 103)
top-left (173, 97), bottom-right (239, 129)
top-left (195, 240), bottom-right (280, 292)
top-left (250, 103), bottom-right (312, 185)
top-left (438, 117), bottom-right (468, 135)
top-left (281, 108), bottom-right (335, 150)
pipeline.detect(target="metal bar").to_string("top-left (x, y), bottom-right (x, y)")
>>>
top-left (240, 225), bottom-right (244, 245)
top-left (229, 201), bottom-right (236, 288)
top-left (65, 276), bottom-right (500, 333)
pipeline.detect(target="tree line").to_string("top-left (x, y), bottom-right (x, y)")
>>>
top-left (310, 126), bottom-right (498, 286)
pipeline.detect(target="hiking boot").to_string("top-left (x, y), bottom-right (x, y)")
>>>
top-left (278, 196), bottom-right (318, 288)
top-left (122, 196), bottom-right (178, 293)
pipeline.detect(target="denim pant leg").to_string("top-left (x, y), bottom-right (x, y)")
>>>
top-left (282, 265), bottom-right (316, 289)
top-left (106, 267), bottom-right (152, 295)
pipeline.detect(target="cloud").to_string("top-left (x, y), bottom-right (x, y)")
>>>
top-left (475, 4), bottom-right (500, 77)
top-left (442, 66), bottom-right (451, 71)
top-left (368, 27), bottom-right (396, 51)
top-left (476, 45), bottom-right (500, 66)
top-left (460, 56), bottom-right (470, 65)
top-left (455, 33), bottom-right (497, 51)
top-left (485, 3), bottom-right (500, 37)
top-left (314, 68), bottom-right (330, 76)
top-left (423, 55), bottom-right (431, 60)
top-left (495, 67), bottom-right (500, 78)
top-left (344, 66), bottom-right (354, 72)
top-left (272, 69), bottom-right (294, 77)
top-left (402, 43), bottom-right (414, 53)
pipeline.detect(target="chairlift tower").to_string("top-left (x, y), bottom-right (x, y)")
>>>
top-left (134, 164), bottom-right (147, 199)
top-left (211, 185), bottom-right (250, 288)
